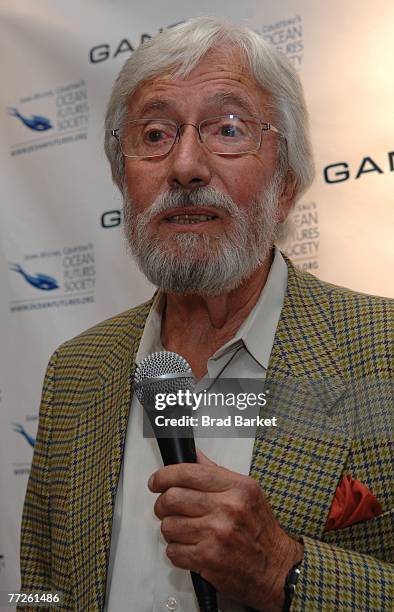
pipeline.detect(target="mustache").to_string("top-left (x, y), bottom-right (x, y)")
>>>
top-left (135, 187), bottom-right (245, 222)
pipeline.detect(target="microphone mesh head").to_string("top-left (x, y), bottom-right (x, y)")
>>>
top-left (134, 350), bottom-right (194, 407)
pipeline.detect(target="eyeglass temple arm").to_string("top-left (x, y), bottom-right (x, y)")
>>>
top-left (262, 123), bottom-right (280, 134)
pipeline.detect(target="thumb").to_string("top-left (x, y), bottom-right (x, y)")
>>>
top-left (196, 448), bottom-right (217, 466)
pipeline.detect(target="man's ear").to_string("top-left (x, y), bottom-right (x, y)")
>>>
top-left (278, 170), bottom-right (297, 222)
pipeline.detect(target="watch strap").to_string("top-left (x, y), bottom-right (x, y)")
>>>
top-left (282, 559), bottom-right (302, 612)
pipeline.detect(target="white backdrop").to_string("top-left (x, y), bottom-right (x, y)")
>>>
top-left (1, 0), bottom-right (393, 594)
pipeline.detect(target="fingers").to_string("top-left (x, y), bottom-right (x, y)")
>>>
top-left (196, 448), bottom-right (217, 466)
top-left (165, 540), bottom-right (222, 578)
top-left (154, 486), bottom-right (216, 519)
top-left (166, 542), bottom-right (201, 572)
top-left (149, 462), bottom-right (241, 494)
top-left (161, 515), bottom-right (207, 545)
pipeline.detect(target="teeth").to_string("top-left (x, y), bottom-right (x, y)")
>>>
top-left (167, 214), bottom-right (216, 224)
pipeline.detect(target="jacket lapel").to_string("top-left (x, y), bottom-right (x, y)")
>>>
top-left (68, 301), bottom-right (153, 610)
top-left (250, 262), bottom-right (350, 540)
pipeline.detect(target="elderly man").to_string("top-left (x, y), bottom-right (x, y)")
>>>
top-left (20, 17), bottom-right (393, 612)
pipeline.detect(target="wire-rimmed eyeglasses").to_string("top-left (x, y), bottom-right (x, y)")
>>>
top-left (111, 114), bottom-right (281, 159)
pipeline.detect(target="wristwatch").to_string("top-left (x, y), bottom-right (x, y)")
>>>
top-left (282, 560), bottom-right (302, 612)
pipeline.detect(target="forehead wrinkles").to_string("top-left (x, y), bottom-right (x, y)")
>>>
top-left (129, 76), bottom-right (268, 119)
top-left (152, 67), bottom-right (256, 88)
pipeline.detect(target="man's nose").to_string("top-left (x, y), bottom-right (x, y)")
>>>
top-left (167, 124), bottom-right (212, 190)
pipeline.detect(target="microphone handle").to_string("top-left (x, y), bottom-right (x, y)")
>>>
top-left (156, 437), bottom-right (218, 612)
top-left (157, 435), bottom-right (197, 465)
top-left (191, 572), bottom-right (219, 612)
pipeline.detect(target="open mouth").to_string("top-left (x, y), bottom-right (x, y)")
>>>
top-left (166, 213), bottom-right (218, 224)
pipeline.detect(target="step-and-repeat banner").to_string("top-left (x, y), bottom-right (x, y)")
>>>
top-left (1, 0), bottom-right (393, 592)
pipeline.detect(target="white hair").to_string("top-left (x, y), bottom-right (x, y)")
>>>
top-left (104, 16), bottom-right (315, 199)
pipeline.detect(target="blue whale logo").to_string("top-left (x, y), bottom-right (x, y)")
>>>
top-left (12, 423), bottom-right (36, 448)
top-left (9, 263), bottom-right (59, 291)
top-left (8, 107), bottom-right (52, 131)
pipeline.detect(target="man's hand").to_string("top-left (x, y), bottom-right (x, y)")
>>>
top-left (148, 451), bottom-right (303, 611)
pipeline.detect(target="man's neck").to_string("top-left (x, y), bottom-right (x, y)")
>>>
top-left (160, 251), bottom-right (273, 378)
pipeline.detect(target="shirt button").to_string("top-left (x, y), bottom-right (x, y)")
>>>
top-left (165, 596), bottom-right (178, 610)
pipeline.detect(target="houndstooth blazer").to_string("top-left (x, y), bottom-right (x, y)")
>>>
top-left (20, 259), bottom-right (394, 611)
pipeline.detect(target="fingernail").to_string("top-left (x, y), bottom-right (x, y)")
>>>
top-left (148, 474), bottom-right (154, 490)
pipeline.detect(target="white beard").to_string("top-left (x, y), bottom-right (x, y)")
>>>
top-left (123, 174), bottom-right (282, 296)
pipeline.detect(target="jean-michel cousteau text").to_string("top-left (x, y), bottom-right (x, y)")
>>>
top-left (150, 389), bottom-right (278, 429)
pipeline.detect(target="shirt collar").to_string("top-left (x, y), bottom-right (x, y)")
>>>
top-left (208, 247), bottom-right (288, 369)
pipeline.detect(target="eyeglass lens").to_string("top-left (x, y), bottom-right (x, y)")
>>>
top-left (119, 116), bottom-right (262, 157)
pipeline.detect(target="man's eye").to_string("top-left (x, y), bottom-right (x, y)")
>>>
top-left (145, 129), bottom-right (165, 142)
top-left (220, 124), bottom-right (238, 137)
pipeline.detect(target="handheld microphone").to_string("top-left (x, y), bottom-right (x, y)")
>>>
top-left (134, 351), bottom-right (218, 612)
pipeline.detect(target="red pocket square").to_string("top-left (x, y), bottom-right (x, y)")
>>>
top-left (325, 474), bottom-right (383, 531)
